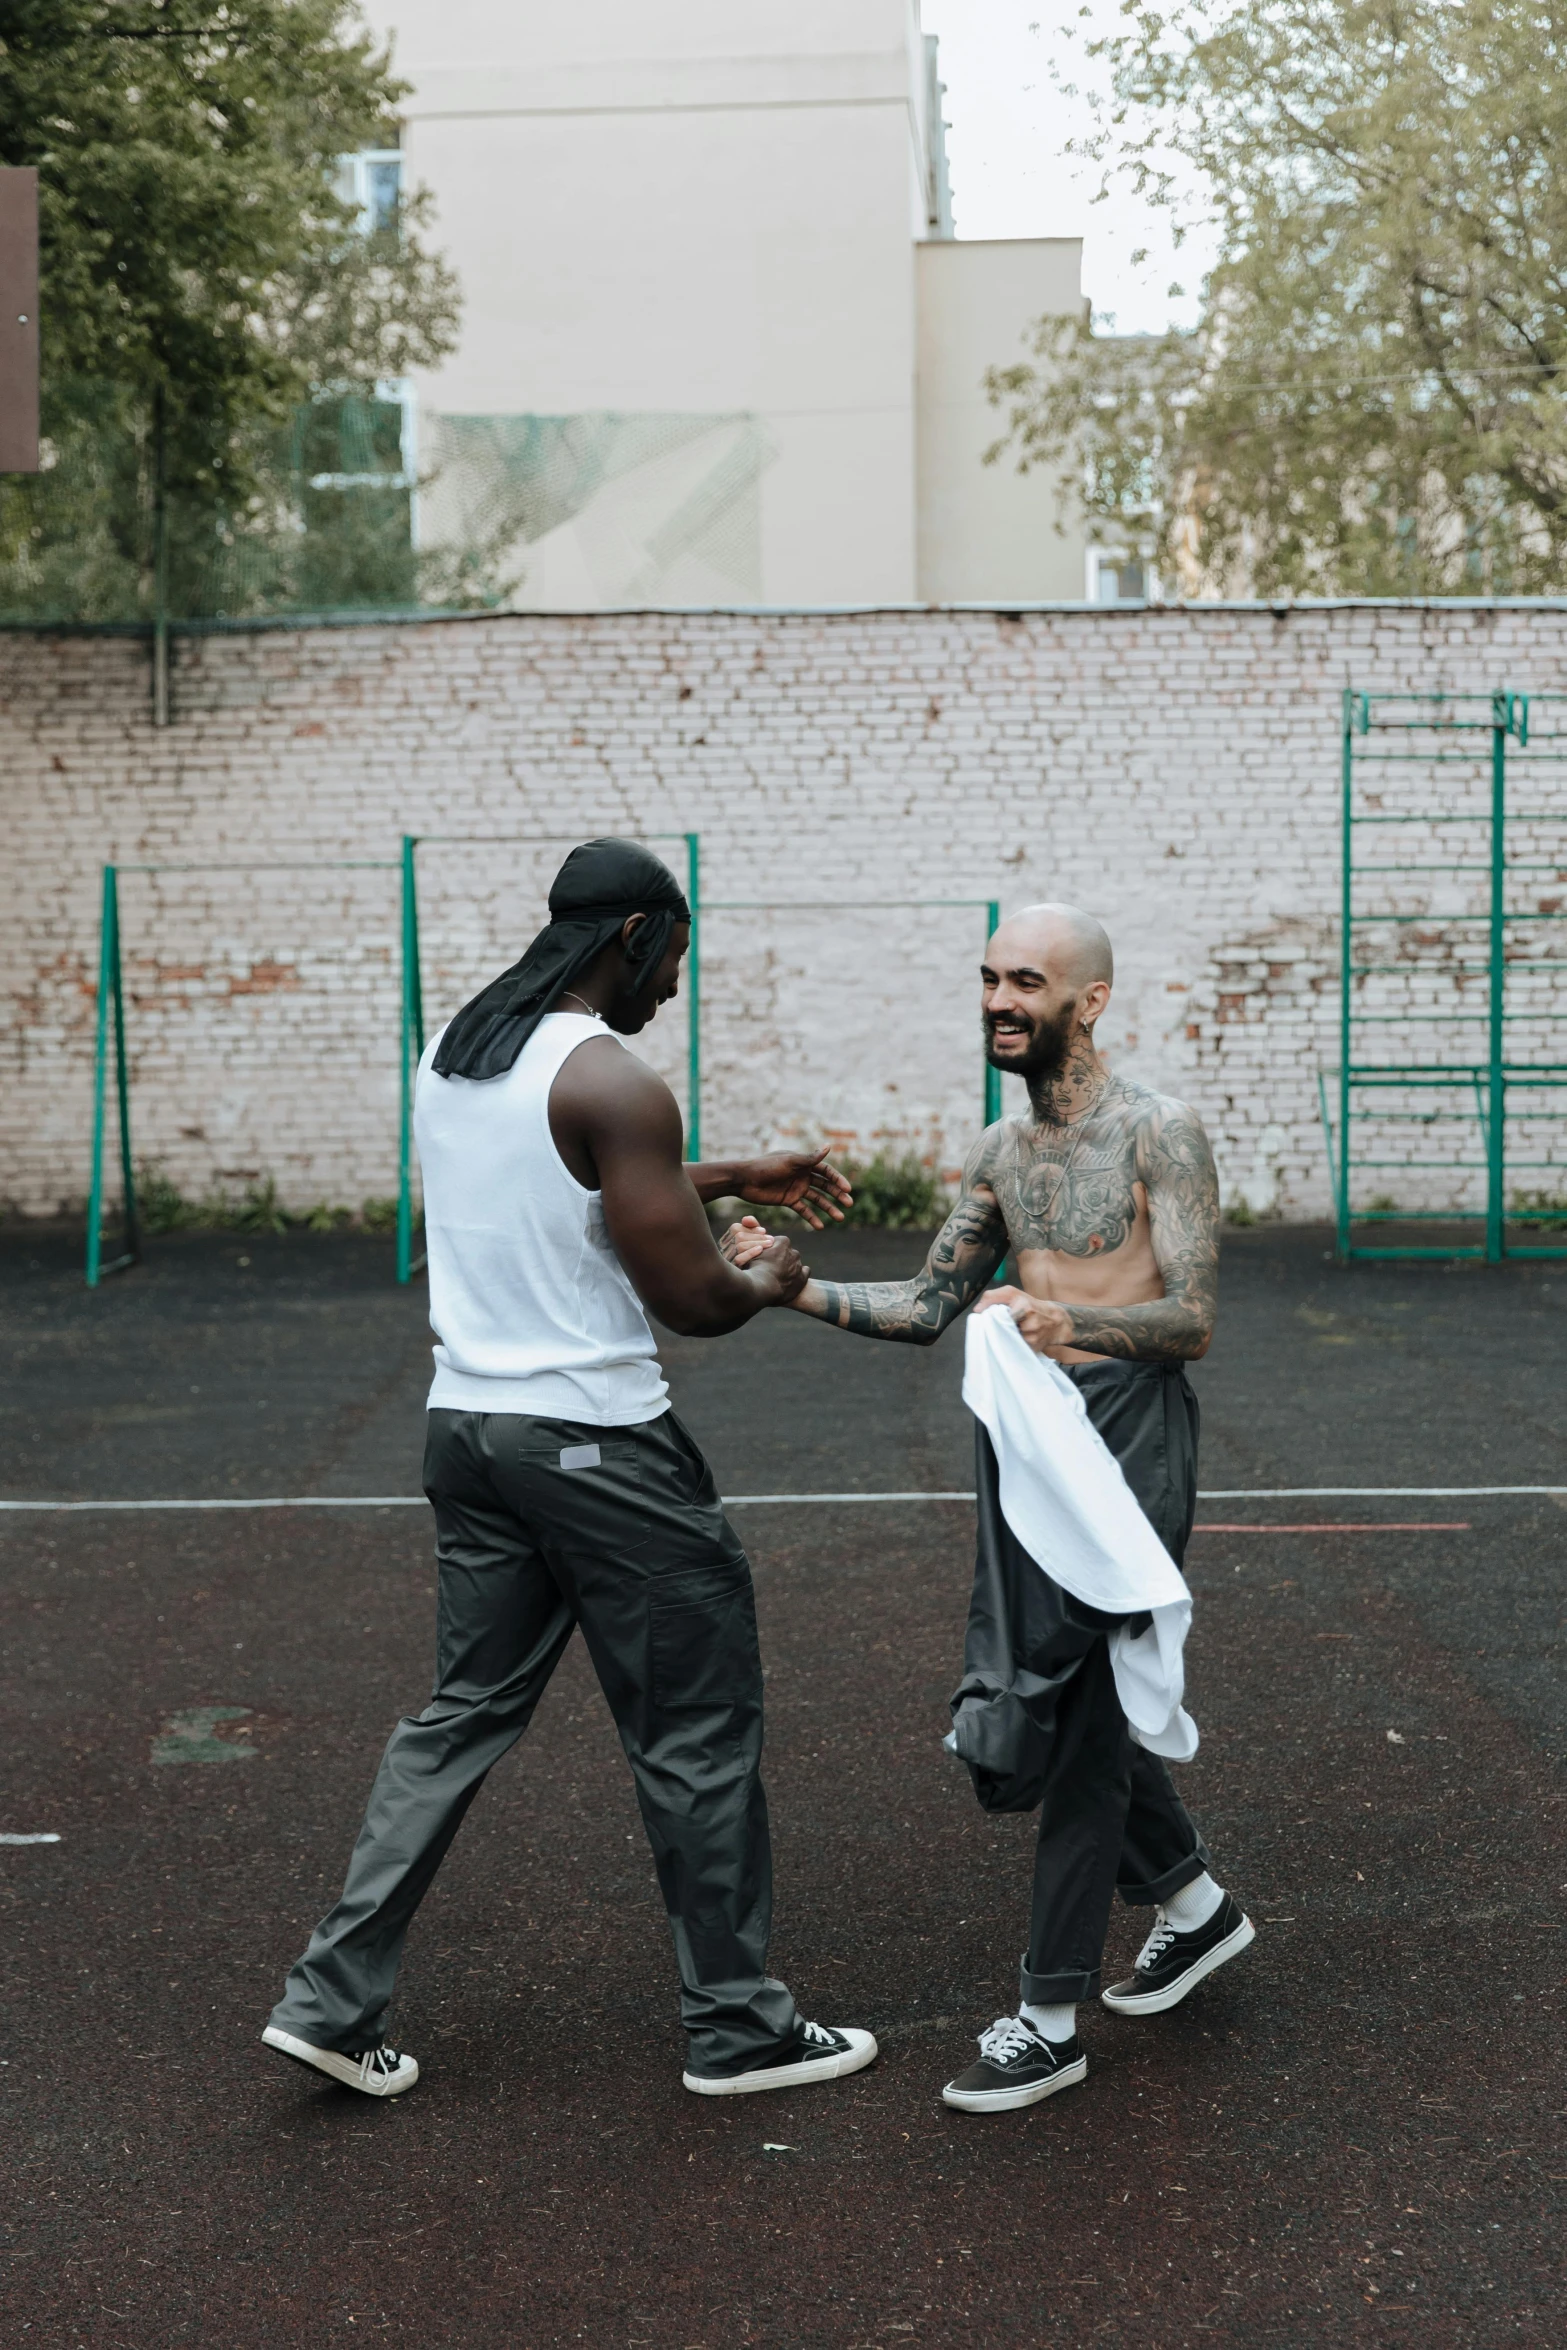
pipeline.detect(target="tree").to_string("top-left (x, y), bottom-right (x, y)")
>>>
top-left (987, 1), bottom-right (1567, 597)
top-left (0, 1), bottom-right (461, 618)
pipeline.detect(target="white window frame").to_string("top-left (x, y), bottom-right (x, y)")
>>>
top-left (1085, 546), bottom-right (1160, 605)
top-left (305, 381), bottom-right (420, 545)
top-left (337, 147), bottom-right (403, 237)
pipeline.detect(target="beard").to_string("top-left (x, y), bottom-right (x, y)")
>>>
top-left (983, 997), bottom-right (1076, 1085)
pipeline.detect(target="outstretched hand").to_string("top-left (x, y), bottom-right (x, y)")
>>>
top-left (733, 1147), bottom-right (852, 1230)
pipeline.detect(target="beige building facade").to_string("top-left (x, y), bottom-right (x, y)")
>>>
top-left (360, 0), bottom-right (1089, 607)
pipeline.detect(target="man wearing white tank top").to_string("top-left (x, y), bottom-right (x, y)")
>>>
top-left (263, 841), bottom-right (877, 2101)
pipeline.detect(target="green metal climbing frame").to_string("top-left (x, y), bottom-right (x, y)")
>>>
top-left (1322, 690), bottom-right (1567, 1261)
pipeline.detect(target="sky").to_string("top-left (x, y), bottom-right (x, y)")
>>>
top-left (918, 0), bottom-right (1217, 336)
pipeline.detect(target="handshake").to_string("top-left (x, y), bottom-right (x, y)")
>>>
top-left (720, 1210), bottom-right (804, 1300)
top-left (706, 1144), bottom-right (852, 1310)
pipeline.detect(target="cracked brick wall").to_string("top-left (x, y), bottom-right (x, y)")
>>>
top-left (3, 604), bottom-right (1565, 1221)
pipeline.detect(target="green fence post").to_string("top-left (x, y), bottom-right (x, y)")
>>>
top-left (112, 872), bottom-right (139, 1268)
top-left (85, 866), bottom-right (115, 1287)
top-left (396, 835), bottom-right (424, 1284)
top-left (685, 831), bottom-right (701, 1162)
top-left (983, 898), bottom-right (1001, 1127)
top-left (1486, 694), bottom-right (1508, 1262)
top-left (1338, 690), bottom-right (1355, 1261)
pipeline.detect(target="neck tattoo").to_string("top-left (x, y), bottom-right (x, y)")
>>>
top-left (1041, 1061), bottom-right (1111, 1228)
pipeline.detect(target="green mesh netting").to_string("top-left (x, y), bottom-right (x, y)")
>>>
top-left (0, 390), bottom-right (775, 622)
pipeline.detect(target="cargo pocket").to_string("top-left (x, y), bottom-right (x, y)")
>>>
top-left (649, 1562), bottom-right (758, 1713)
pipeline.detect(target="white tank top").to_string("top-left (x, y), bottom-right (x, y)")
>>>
top-left (415, 1011), bottom-right (669, 1425)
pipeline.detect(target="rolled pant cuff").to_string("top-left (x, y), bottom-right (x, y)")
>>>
top-left (1116, 1838), bottom-right (1211, 1909)
top-left (1019, 1958), bottom-right (1101, 2006)
top-left (266, 2007), bottom-right (384, 2058)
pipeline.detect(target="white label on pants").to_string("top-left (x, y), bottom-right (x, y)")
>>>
top-left (559, 1443), bottom-right (603, 1470)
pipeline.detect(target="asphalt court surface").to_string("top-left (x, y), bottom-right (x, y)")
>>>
top-left (1, 1224), bottom-right (1564, 2346)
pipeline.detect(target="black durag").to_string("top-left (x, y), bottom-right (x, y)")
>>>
top-left (432, 838), bottom-right (691, 1081)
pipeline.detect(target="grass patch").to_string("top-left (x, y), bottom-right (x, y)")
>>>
top-left (1511, 1188), bottom-right (1567, 1233)
top-left (132, 1166), bottom-right (400, 1237)
top-left (833, 1151), bottom-right (948, 1229)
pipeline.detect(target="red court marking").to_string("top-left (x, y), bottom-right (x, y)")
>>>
top-left (1191, 1521), bottom-right (1471, 1533)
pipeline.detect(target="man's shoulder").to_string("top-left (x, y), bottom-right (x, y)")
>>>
top-left (962, 1116), bottom-right (1017, 1190)
top-left (551, 1031), bottom-right (682, 1150)
top-left (1112, 1073), bottom-right (1208, 1144)
top-left (1110, 1077), bottom-right (1215, 1191)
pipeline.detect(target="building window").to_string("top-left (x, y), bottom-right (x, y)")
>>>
top-left (337, 147), bottom-right (403, 237)
top-left (1087, 548), bottom-right (1155, 604)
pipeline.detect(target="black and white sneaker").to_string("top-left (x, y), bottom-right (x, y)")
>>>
top-left (1100, 1892), bottom-right (1255, 2016)
top-left (683, 2018), bottom-right (878, 2096)
top-left (262, 2024), bottom-right (419, 2097)
top-left (941, 2015), bottom-right (1088, 2114)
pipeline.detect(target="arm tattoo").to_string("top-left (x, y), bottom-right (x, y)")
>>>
top-left (1055, 1101), bottom-right (1220, 1363)
top-left (796, 1137), bottom-right (1009, 1345)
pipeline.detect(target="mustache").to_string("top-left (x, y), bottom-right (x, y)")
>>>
top-left (984, 1009), bottom-right (1036, 1036)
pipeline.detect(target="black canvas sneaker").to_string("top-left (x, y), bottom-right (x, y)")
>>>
top-left (262, 2024), bottom-right (419, 2097)
top-left (941, 2015), bottom-right (1088, 2114)
top-left (1100, 1892), bottom-right (1255, 2016)
top-left (683, 2019), bottom-right (878, 2097)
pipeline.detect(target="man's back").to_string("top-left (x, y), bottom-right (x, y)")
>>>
top-left (415, 1009), bottom-right (668, 1425)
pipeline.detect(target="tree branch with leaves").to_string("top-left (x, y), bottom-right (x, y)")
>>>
top-left (987, 0), bottom-right (1567, 597)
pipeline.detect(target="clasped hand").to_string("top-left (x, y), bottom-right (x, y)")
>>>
top-left (973, 1283), bottom-right (1074, 1352)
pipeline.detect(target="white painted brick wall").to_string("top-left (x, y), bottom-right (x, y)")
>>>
top-left (2, 605), bottom-right (1564, 1222)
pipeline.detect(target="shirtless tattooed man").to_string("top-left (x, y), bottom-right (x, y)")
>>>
top-left (729, 903), bottom-right (1254, 2113)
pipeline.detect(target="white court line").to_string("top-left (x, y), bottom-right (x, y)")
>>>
top-left (0, 1486), bottom-right (1564, 1512)
top-left (0, 1833), bottom-right (60, 1845)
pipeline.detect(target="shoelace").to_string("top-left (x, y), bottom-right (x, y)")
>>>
top-left (1136, 1912), bottom-right (1179, 1971)
top-left (353, 2046), bottom-right (405, 2079)
top-left (976, 2015), bottom-right (1044, 2065)
top-left (801, 2020), bottom-right (839, 2050)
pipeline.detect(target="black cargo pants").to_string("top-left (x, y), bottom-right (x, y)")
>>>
top-left (957, 1359), bottom-right (1211, 2006)
top-left (268, 1406), bottom-right (800, 2077)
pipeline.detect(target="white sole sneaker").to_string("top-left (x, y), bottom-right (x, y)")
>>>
top-left (1100, 1913), bottom-right (1256, 2016)
top-left (683, 2026), bottom-right (878, 2096)
top-left (942, 2049), bottom-right (1088, 2114)
top-left (261, 2024), bottom-right (419, 2097)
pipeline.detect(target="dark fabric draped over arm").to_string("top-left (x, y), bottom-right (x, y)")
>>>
top-left (431, 838), bottom-right (690, 1082)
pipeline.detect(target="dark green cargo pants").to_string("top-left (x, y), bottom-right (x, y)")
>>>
top-left (268, 1406), bottom-right (801, 2076)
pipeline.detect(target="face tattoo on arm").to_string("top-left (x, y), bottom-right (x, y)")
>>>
top-left (792, 1129), bottom-right (1010, 1345)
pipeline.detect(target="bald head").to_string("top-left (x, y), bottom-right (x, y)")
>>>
top-left (981, 902), bottom-right (1115, 1097)
top-left (992, 903), bottom-right (1114, 990)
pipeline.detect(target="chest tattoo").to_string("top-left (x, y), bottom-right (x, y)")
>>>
top-left (994, 1093), bottom-right (1145, 1259)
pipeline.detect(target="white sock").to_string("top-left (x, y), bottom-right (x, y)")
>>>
top-left (1161, 1871), bottom-right (1224, 1931)
top-left (1020, 2000), bottom-right (1076, 2045)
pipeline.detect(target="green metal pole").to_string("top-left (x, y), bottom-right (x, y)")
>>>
top-left (85, 866), bottom-right (115, 1287)
top-left (151, 384), bottom-right (170, 729)
top-left (111, 871), bottom-right (139, 1265)
top-left (685, 831), bottom-right (701, 1162)
top-left (1338, 691), bottom-right (1354, 1261)
top-left (1486, 696), bottom-right (1508, 1261)
top-left (983, 898), bottom-right (1001, 1127)
top-left (397, 835), bottom-right (419, 1284)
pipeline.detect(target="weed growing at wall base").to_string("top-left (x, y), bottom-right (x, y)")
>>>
top-left (722, 1152), bottom-right (950, 1233)
top-left (134, 1167), bottom-right (396, 1238)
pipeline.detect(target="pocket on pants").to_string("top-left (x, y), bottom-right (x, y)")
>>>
top-left (649, 1563), bottom-right (758, 1713)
